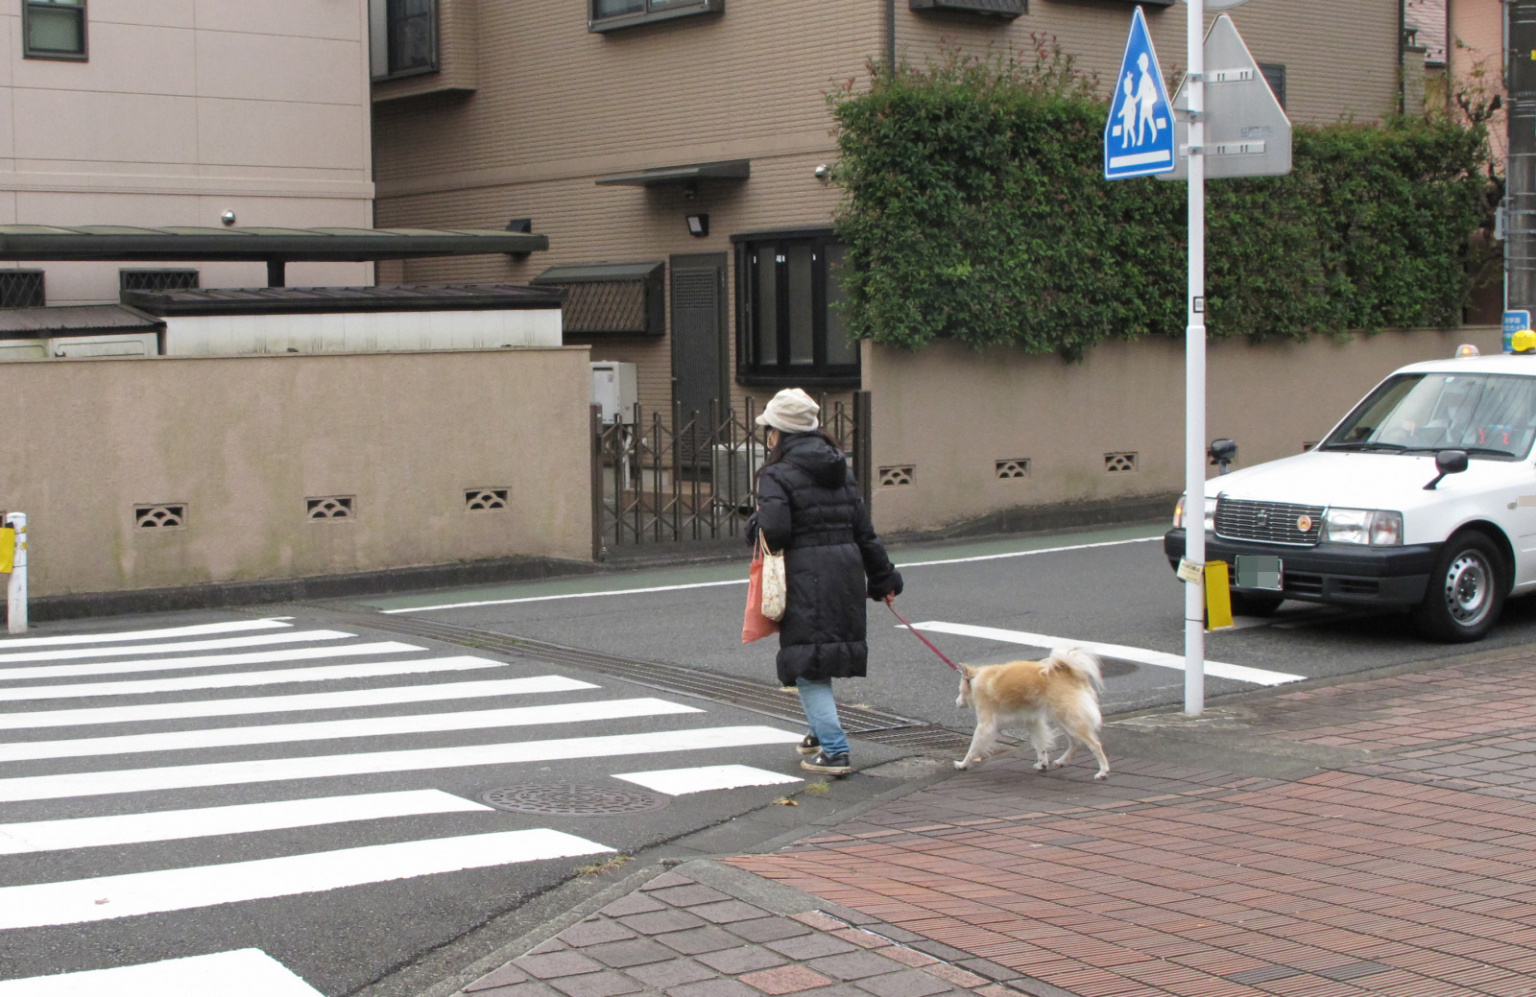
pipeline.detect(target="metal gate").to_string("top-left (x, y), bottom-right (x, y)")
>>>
top-left (590, 392), bottom-right (871, 554)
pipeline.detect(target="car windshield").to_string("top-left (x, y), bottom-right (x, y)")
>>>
top-left (1322, 372), bottom-right (1536, 459)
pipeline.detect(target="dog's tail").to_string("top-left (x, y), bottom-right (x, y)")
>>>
top-left (1046, 646), bottom-right (1103, 690)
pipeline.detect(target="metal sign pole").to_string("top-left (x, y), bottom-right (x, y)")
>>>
top-left (1184, 0), bottom-right (1207, 716)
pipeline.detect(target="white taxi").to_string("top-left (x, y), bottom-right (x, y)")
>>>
top-left (1164, 345), bottom-right (1536, 642)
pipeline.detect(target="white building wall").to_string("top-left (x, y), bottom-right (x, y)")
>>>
top-left (161, 309), bottom-right (564, 356)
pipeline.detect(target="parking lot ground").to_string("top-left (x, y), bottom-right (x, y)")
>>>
top-left (400, 641), bottom-right (1536, 997)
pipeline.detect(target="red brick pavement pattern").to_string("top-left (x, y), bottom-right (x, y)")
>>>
top-left (728, 654), bottom-right (1536, 995)
top-left (1250, 653), bottom-right (1536, 751)
top-left (731, 653), bottom-right (1536, 997)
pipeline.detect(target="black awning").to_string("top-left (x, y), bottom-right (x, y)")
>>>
top-left (531, 261), bottom-right (663, 336)
top-left (594, 160), bottom-right (750, 188)
top-left (122, 283), bottom-right (564, 317)
top-left (0, 225), bottom-right (548, 262)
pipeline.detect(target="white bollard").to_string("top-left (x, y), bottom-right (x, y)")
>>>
top-left (6, 512), bottom-right (25, 635)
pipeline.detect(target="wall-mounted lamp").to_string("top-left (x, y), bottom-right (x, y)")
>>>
top-left (685, 214), bottom-right (710, 238)
top-left (506, 217), bottom-right (532, 260)
top-left (220, 210), bottom-right (237, 226)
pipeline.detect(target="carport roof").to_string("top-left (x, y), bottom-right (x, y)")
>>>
top-left (0, 225), bottom-right (548, 262)
top-left (122, 283), bottom-right (565, 316)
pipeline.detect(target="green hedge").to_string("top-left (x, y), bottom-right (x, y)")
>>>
top-left (830, 52), bottom-right (1495, 358)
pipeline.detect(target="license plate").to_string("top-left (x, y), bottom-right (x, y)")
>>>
top-left (1235, 555), bottom-right (1283, 590)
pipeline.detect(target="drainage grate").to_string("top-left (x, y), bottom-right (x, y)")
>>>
top-left (858, 726), bottom-right (976, 752)
top-left (480, 784), bottom-right (668, 815)
top-left (314, 609), bottom-right (973, 749)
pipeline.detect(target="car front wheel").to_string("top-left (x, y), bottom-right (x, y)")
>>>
top-left (1413, 531), bottom-right (1506, 642)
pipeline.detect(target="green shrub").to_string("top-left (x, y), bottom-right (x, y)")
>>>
top-left (830, 44), bottom-right (1494, 358)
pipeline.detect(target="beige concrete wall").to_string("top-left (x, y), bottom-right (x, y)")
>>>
top-left (0, 347), bottom-right (592, 597)
top-left (0, 0), bottom-right (376, 302)
top-left (864, 326), bottom-right (1506, 534)
top-left (375, 0), bottom-right (1405, 426)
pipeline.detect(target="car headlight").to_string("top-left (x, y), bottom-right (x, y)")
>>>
top-left (1173, 494), bottom-right (1218, 531)
top-left (1322, 508), bottom-right (1403, 546)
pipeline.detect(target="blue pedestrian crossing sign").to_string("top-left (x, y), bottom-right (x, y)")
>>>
top-left (1104, 6), bottom-right (1175, 180)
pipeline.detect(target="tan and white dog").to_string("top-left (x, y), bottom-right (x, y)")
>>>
top-left (954, 647), bottom-right (1110, 780)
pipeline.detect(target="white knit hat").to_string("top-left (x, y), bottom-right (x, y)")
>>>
top-left (756, 388), bottom-right (820, 433)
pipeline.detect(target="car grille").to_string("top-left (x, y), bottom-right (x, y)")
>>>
top-left (1214, 498), bottom-right (1324, 546)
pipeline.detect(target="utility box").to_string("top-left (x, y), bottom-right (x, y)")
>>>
top-left (590, 361), bottom-right (638, 424)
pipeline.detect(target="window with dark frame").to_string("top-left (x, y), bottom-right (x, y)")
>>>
top-left (119, 269), bottom-right (200, 294)
top-left (735, 231), bottom-right (859, 388)
top-left (1258, 62), bottom-right (1287, 109)
top-left (589, 0), bottom-right (722, 33)
top-left (23, 0), bottom-right (86, 61)
top-left (371, 0), bottom-right (437, 80)
top-left (0, 271), bottom-right (45, 309)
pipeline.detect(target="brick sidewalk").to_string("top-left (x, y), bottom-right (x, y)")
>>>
top-left (440, 650), bottom-right (1536, 997)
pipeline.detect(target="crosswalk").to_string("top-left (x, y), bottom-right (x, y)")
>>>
top-left (0, 616), bottom-right (803, 993)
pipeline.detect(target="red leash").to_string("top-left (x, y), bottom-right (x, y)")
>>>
top-left (885, 599), bottom-right (961, 672)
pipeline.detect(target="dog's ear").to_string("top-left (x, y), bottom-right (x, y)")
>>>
top-left (959, 663), bottom-right (976, 679)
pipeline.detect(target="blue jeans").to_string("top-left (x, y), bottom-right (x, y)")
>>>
top-left (795, 678), bottom-right (849, 757)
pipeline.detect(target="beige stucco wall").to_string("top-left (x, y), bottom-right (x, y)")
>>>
top-left (0, 347), bottom-right (592, 598)
top-left (864, 326), bottom-right (1506, 534)
top-left (374, 0), bottom-right (1402, 425)
top-left (0, 0), bottom-right (376, 302)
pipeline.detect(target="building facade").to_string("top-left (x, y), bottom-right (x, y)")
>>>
top-left (0, 0), bottom-right (375, 307)
top-left (372, 0), bottom-right (1404, 425)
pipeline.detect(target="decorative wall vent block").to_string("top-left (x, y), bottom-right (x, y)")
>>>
top-left (995, 458), bottom-right (1030, 479)
top-left (135, 505), bottom-right (186, 529)
top-left (306, 496), bottom-right (355, 520)
top-left (879, 465), bottom-right (915, 488)
top-left (1104, 452), bottom-right (1138, 473)
top-left (466, 488), bottom-right (509, 511)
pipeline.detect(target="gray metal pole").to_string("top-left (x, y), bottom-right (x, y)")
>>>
top-left (1508, 3), bottom-right (1536, 320)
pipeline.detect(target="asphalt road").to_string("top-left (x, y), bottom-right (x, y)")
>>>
top-left (9, 520), bottom-right (1536, 996)
top-left (367, 520), bottom-right (1536, 725)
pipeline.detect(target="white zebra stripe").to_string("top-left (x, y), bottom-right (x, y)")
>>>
top-left (0, 630), bottom-right (356, 664)
top-left (0, 655), bottom-right (508, 703)
top-left (0, 642), bottom-right (425, 687)
top-left (0, 949), bottom-right (323, 997)
top-left (0, 829), bottom-right (614, 930)
top-left (0, 676), bottom-right (596, 730)
top-left (0, 790), bottom-right (493, 855)
top-left (0, 619), bottom-right (293, 649)
top-left (0, 725), bottom-right (803, 802)
top-left (0, 698), bottom-right (702, 763)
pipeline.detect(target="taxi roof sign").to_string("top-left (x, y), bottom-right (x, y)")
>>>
top-left (1103, 7), bottom-right (1176, 180)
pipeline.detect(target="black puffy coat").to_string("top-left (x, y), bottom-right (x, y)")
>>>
top-left (754, 432), bottom-right (903, 686)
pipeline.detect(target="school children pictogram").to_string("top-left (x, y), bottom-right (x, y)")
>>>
top-left (1104, 6), bottom-right (1175, 180)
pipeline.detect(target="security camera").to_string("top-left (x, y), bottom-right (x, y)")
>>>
top-left (220, 210), bottom-right (237, 226)
top-left (814, 164), bottom-right (830, 181)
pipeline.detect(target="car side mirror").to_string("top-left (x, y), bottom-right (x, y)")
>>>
top-left (1208, 437), bottom-right (1237, 475)
top-left (1423, 449), bottom-right (1469, 490)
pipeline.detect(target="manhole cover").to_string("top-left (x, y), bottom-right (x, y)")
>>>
top-left (480, 784), bottom-right (669, 816)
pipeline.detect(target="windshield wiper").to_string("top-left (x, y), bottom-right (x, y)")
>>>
top-left (1321, 442), bottom-right (1408, 452)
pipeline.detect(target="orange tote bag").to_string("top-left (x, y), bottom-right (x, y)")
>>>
top-left (742, 543), bottom-right (780, 643)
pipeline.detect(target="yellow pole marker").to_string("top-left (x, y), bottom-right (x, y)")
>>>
top-left (0, 528), bottom-right (12, 574)
top-left (1205, 559), bottom-right (1233, 630)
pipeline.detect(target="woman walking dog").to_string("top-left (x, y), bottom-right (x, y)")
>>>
top-left (750, 388), bottom-right (903, 775)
